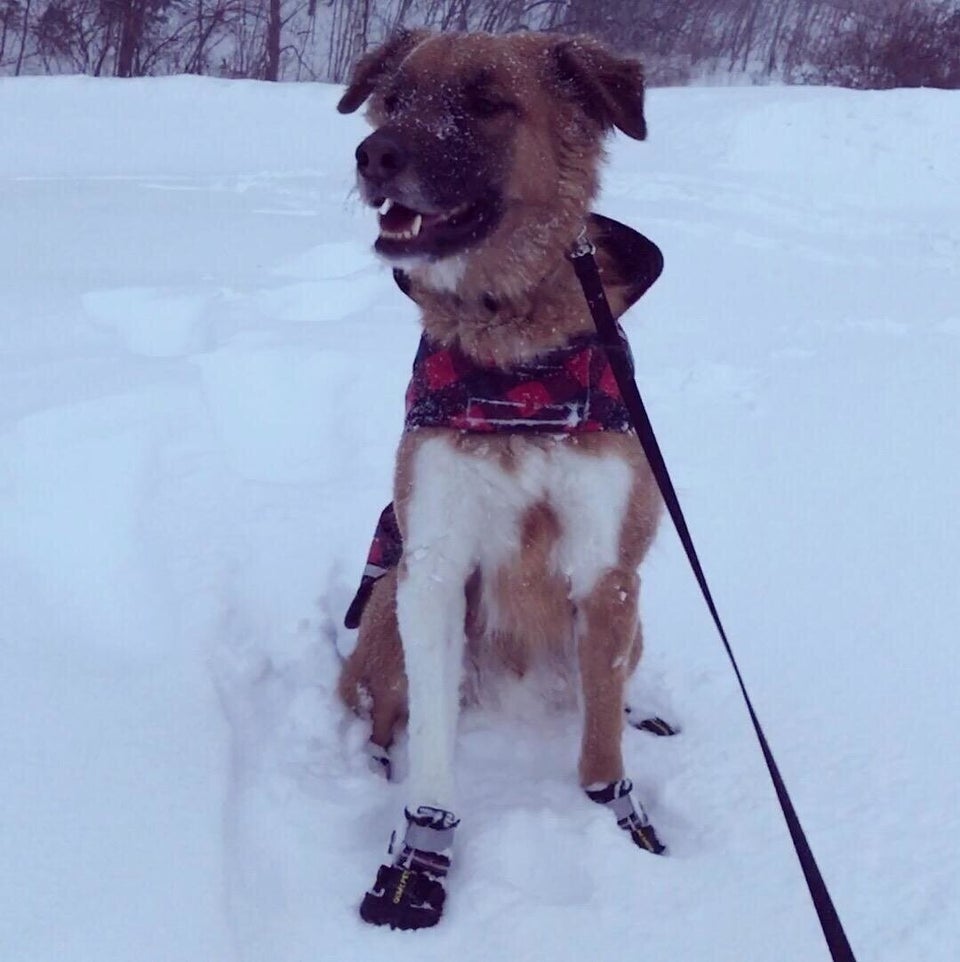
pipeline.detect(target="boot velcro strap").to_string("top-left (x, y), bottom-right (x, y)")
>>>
top-left (586, 779), bottom-right (666, 855)
top-left (397, 845), bottom-right (451, 879)
top-left (403, 806), bottom-right (459, 854)
top-left (608, 790), bottom-right (643, 825)
top-left (404, 821), bottom-right (456, 853)
top-left (586, 779), bottom-right (651, 826)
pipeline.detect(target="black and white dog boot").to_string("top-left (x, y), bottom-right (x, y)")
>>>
top-left (364, 739), bottom-right (392, 780)
top-left (359, 806), bottom-right (459, 930)
top-left (586, 778), bottom-right (666, 855)
top-left (625, 706), bottom-right (680, 736)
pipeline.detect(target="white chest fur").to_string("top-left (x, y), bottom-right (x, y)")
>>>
top-left (403, 435), bottom-right (632, 602)
top-left (396, 434), bottom-right (633, 809)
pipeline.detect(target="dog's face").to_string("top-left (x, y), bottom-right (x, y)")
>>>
top-left (338, 31), bottom-right (646, 272)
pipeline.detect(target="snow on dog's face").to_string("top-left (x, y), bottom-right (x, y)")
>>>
top-left (338, 31), bottom-right (646, 284)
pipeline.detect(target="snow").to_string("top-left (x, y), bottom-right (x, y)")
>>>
top-left (1, 74), bottom-right (958, 962)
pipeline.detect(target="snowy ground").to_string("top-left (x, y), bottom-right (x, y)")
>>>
top-left (1, 75), bottom-right (958, 962)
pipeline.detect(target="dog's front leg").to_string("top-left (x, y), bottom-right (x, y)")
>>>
top-left (396, 437), bottom-right (480, 813)
top-left (577, 566), bottom-right (637, 788)
top-left (359, 436), bottom-right (475, 929)
top-left (396, 543), bottom-right (468, 812)
top-left (576, 567), bottom-right (666, 855)
top-left (556, 448), bottom-right (667, 855)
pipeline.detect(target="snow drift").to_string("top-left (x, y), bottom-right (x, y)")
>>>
top-left (1, 76), bottom-right (958, 962)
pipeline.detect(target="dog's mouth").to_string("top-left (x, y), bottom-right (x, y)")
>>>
top-left (371, 194), bottom-right (501, 260)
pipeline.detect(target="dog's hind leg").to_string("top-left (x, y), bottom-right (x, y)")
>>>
top-left (622, 622), bottom-right (680, 736)
top-left (338, 571), bottom-right (408, 777)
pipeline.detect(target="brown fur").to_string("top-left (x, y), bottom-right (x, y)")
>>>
top-left (337, 31), bottom-right (658, 787)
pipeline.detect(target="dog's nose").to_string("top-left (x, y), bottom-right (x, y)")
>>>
top-left (355, 129), bottom-right (408, 184)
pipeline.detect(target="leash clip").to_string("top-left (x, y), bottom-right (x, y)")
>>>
top-left (569, 226), bottom-right (596, 259)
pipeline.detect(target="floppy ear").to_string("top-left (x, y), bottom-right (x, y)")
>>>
top-left (551, 38), bottom-right (647, 140)
top-left (336, 29), bottom-right (430, 114)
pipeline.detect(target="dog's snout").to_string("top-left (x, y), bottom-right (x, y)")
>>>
top-left (356, 130), bottom-right (408, 184)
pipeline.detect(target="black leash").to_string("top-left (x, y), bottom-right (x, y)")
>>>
top-left (569, 233), bottom-right (858, 962)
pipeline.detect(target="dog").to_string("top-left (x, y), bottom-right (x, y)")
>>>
top-left (337, 29), bottom-right (665, 929)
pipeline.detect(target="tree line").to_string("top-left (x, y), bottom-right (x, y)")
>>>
top-left (1, 0), bottom-right (957, 88)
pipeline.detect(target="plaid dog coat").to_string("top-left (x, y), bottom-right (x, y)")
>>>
top-left (404, 328), bottom-right (634, 433)
top-left (344, 215), bottom-right (663, 629)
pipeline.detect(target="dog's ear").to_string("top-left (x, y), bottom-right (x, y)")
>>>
top-left (337, 30), bottom-right (429, 114)
top-left (550, 38), bottom-right (647, 140)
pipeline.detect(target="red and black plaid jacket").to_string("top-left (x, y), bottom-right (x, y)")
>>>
top-left (404, 327), bottom-right (634, 434)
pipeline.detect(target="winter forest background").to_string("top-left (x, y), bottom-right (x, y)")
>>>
top-left (1, 0), bottom-right (959, 89)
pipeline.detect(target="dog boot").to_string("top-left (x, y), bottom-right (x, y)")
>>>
top-left (625, 706), bottom-right (680, 736)
top-left (359, 805), bottom-right (459, 930)
top-left (364, 739), bottom-right (392, 780)
top-left (586, 778), bottom-right (666, 855)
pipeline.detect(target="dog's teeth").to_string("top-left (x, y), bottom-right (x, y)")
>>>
top-left (379, 199), bottom-right (393, 215)
top-left (379, 225), bottom-right (419, 240)
top-left (411, 214), bottom-right (423, 237)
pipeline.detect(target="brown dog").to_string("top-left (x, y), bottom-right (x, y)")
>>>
top-left (337, 30), bottom-right (664, 929)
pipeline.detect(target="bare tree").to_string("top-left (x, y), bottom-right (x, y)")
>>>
top-left (0, 2), bottom-right (18, 63)
top-left (3, 0), bottom-right (959, 87)
top-left (262, 0), bottom-right (281, 77)
top-left (14, 0), bottom-right (31, 74)
top-left (174, 0), bottom-right (240, 74)
top-left (34, 1), bottom-right (105, 74)
top-left (801, 0), bottom-right (960, 88)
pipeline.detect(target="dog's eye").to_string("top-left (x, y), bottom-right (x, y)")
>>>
top-left (383, 92), bottom-right (399, 114)
top-left (468, 94), bottom-right (514, 118)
